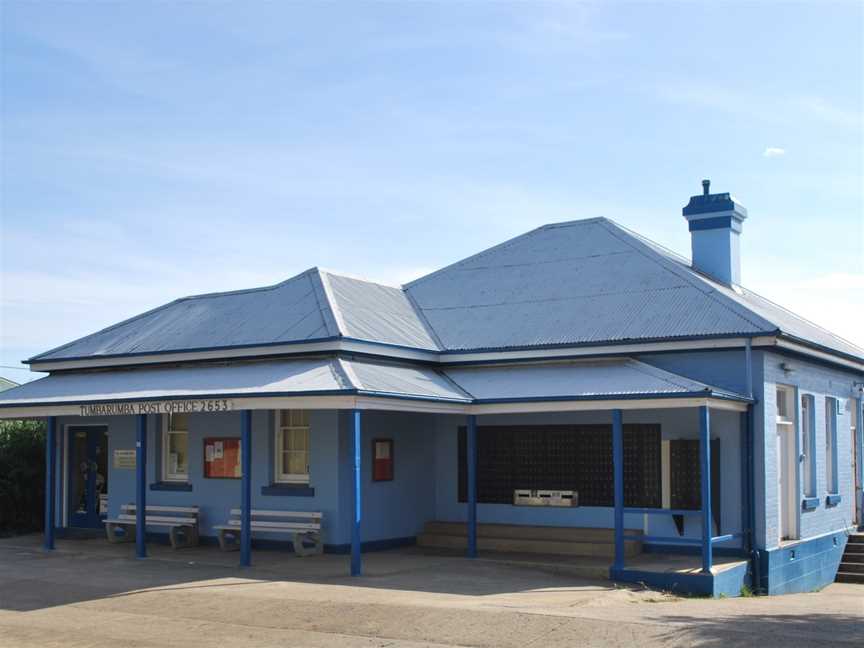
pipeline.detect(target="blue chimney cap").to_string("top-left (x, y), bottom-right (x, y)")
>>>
top-left (682, 179), bottom-right (748, 219)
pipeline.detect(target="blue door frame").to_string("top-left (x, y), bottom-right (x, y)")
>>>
top-left (67, 425), bottom-right (108, 529)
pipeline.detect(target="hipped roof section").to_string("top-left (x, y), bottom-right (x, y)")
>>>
top-left (28, 218), bottom-right (863, 364)
top-left (0, 357), bottom-right (747, 409)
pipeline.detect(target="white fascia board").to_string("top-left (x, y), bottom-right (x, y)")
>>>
top-left (469, 397), bottom-right (748, 415)
top-left (0, 394), bottom-right (747, 420)
top-left (443, 336), bottom-right (778, 364)
top-left (773, 338), bottom-right (864, 373)
top-left (28, 336), bottom-right (779, 372)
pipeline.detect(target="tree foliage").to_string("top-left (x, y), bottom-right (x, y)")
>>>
top-left (0, 420), bottom-right (45, 534)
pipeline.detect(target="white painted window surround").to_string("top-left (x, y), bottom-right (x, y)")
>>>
top-left (162, 413), bottom-right (189, 482)
top-left (274, 410), bottom-right (310, 484)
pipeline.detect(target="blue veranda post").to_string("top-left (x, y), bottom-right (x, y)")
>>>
top-left (699, 405), bottom-right (713, 574)
top-left (135, 414), bottom-right (147, 559)
top-left (351, 409), bottom-right (362, 576)
top-left (240, 410), bottom-right (252, 567)
top-left (466, 415), bottom-right (478, 558)
top-left (44, 416), bottom-right (56, 551)
top-left (612, 409), bottom-right (624, 571)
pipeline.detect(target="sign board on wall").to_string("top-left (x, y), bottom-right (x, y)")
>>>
top-left (79, 398), bottom-right (233, 417)
top-left (203, 437), bottom-right (242, 478)
top-left (113, 449), bottom-right (136, 469)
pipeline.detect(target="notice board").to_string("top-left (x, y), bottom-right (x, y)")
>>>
top-left (203, 437), bottom-right (241, 478)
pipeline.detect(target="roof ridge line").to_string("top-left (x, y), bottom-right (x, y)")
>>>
top-left (316, 270), bottom-right (348, 336)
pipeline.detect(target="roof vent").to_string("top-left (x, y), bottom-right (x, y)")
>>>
top-left (682, 180), bottom-right (748, 285)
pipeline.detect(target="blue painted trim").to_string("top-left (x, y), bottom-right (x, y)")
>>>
top-left (688, 216), bottom-right (733, 231)
top-left (240, 410), bottom-right (252, 568)
top-left (624, 507), bottom-right (701, 516)
top-left (351, 409), bottom-right (362, 576)
top-left (150, 481), bottom-right (193, 492)
top-left (612, 409), bottom-right (624, 570)
top-left (624, 535), bottom-right (701, 545)
top-left (471, 390), bottom-right (751, 404)
top-left (135, 414), bottom-right (147, 559)
top-left (643, 543), bottom-right (746, 557)
top-left (44, 416), bottom-right (56, 551)
top-left (261, 484), bottom-right (315, 497)
top-left (826, 494), bottom-right (842, 507)
top-left (802, 497), bottom-right (819, 511)
top-left (699, 405), bottom-right (712, 573)
top-left (466, 415), bottom-right (478, 559)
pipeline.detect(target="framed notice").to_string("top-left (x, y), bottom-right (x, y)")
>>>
top-left (372, 438), bottom-right (394, 482)
top-left (203, 437), bottom-right (241, 478)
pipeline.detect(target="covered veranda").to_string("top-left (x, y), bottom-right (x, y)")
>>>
top-left (0, 355), bottom-right (753, 594)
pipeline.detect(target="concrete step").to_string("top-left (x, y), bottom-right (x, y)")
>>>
top-left (417, 532), bottom-right (642, 558)
top-left (835, 571), bottom-right (864, 584)
top-left (838, 562), bottom-right (864, 574)
top-left (422, 521), bottom-right (640, 543)
top-left (841, 552), bottom-right (864, 564)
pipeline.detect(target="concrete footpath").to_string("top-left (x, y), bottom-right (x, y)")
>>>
top-left (0, 536), bottom-right (861, 647)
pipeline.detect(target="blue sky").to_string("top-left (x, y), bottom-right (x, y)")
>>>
top-left (1, 1), bottom-right (862, 382)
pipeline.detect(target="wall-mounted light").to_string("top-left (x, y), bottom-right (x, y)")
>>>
top-left (780, 362), bottom-right (795, 375)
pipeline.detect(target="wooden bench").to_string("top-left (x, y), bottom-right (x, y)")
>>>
top-left (105, 504), bottom-right (200, 549)
top-left (214, 509), bottom-right (323, 557)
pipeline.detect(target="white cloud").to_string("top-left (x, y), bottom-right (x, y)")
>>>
top-left (763, 147), bottom-right (786, 158)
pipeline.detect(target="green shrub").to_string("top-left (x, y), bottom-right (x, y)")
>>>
top-left (0, 420), bottom-right (46, 534)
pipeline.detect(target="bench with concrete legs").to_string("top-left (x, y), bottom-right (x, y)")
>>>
top-left (214, 509), bottom-right (323, 557)
top-left (105, 504), bottom-right (200, 549)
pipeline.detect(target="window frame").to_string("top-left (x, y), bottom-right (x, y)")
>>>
top-left (800, 394), bottom-right (817, 498)
top-left (274, 410), bottom-right (311, 484)
top-left (162, 413), bottom-right (190, 482)
top-left (776, 385), bottom-right (795, 426)
top-left (825, 397), bottom-right (839, 495)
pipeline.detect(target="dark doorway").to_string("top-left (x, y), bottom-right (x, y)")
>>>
top-left (67, 426), bottom-right (109, 528)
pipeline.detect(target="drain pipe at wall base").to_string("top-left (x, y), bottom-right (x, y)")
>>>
top-left (744, 338), bottom-right (762, 593)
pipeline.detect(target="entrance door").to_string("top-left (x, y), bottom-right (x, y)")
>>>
top-left (68, 426), bottom-right (109, 528)
top-left (777, 427), bottom-right (797, 541)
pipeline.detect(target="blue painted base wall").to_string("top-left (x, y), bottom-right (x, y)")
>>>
top-left (609, 563), bottom-right (751, 598)
top-left (757, 530), bottom-right (849, 595)
top-left (610, 561), bottom-right (750, 597)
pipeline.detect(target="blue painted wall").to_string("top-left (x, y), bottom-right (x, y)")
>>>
top-left (432, 407), bottom-right (744, 547)
top-left (758, 531), bottom-right (848, 595)
top-left (758, 351), bottom-right (858, 551)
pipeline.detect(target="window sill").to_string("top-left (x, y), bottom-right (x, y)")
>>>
top-left (826, 494), bottom-right (842, 507)
top-left (150, 481), bottom-right (193, 492)
top-left (261, 484), bottom-right (315, 497)
top-left (801, 497), bottom-right (819, 511)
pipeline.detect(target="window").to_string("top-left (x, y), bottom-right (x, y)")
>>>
top-left (801, 395), bottom-right (816, 498)
top-left (275, 410), bottom-right (310, 483)
top-left (825, 397), bottom-right (839, 494)
top-left (776, 385), bottom-right (794, 425)
top-left (162, 413), bottom-right (189, 482)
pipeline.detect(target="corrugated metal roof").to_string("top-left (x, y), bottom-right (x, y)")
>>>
top-left (30, 269), bottom-right (339, 361)
top-left (444, 359), bottom-right (743, 401)
top-left (0, 358), bottom-right (350, 405)
top-left (322, 272), bottom-right (439, 350)
top-left (0, 357), bottom-right (744, 408)
top-left (340, 359), bottom-right (470, 401)
top-left (405, 218), bottom-right (774, 351)
top-left (26, 217), bottom-right (862, 363)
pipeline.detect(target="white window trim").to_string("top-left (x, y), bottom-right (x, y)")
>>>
top-left (801, 394), bottom-right (816, 498)
top-left (776, 385), bottom-right (795, 426)
top-left (274, 411), bottom-right (310, 484)
top-left (825, 397), bottom-right (838, 495)
top-left (162, 414), bottom-right (189, 482)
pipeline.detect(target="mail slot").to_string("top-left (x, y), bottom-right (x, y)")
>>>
top-left (513, 489), bottom-right (578, 507)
